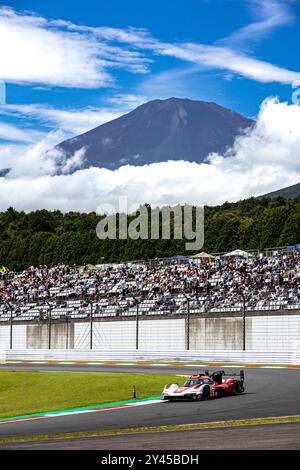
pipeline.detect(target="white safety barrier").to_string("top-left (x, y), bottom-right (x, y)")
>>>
top-left (0, 351), bottom-right (5, 364)
top-left (2, 349), bottom-right (300, 365)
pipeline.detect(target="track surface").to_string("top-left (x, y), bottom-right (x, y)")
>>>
top-left (0, 363), bottom-right (300, 441)
top-left (1, 422), bottom-right (300, 450)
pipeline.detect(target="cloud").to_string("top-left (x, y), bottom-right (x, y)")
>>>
top-left (218, 0), bottom-right (294, 48)
top-left (151, 42), bottom-right (300, 85)
top-left (0, 130), bottom-right (86, 178)
top-left (0, 104), bottom-right (124, 136)
top-left (0, 95), bottom-right (147, 136)
top-left (0, 4), bottom-right (299, 92)
top-left (37, 9), bottom-right (300, 86)
top-left (0, 121), bottom-right (46, 143)
top-left (137, 65), bottom-right (206, 100)
top-left (1, 98), bottom-right (300, 212)
top-left (0, 7), bottom-right (149, 88)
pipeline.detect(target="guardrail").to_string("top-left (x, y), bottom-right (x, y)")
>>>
top-left (1, 349), bottom-right (300, 365)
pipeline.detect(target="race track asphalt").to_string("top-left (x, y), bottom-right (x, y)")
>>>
top-left (0, 363), bottom-right (300, 443)
top-left (2, 422), bottom-right (300, 450)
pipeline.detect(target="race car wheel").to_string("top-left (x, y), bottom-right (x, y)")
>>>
top-left (234, 382), bottom-right (242, 394)
top-left (202, 386), bottom-right (210, 400)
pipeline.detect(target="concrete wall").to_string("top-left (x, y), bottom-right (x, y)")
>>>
top-left (249, 315), bottom-right (300, 351)
top-left (26, 323), bottom-right (74, 349)
top-left (73, 319), bottom-right (185, 350)
top-left (74, 321), bottom-right (136, 350)
top-left (0, 325), bottom-right (27, 350)
top-left (139, 319), bottom-right (185, 350)
top-left (189, 317), bottom-right (252, 350)
top-left (1, 313), bottom-right (300, 351)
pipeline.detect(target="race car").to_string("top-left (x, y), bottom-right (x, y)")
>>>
top-left (163, 370), bottom-right (244, 401)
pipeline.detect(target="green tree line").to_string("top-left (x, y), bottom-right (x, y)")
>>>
top-left (1, 196), bottom-right (300, 271)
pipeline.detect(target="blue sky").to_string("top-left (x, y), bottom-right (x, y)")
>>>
top-left (1, 1), bottom-right (300, 124)
top-left (0, 1), bottom-right (300, 212)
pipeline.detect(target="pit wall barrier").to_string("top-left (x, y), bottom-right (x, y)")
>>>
top-left (1, 349), bottom-right (300, 365)
top-left (1, 314), bottom-right (300, 351)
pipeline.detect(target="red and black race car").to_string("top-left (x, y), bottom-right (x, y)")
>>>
top-left (163, 370), bottom-right (245, 401)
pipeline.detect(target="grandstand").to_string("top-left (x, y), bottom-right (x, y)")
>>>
top-left (1, 249), bottom-right (300, 322)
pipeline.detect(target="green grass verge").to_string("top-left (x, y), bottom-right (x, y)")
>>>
top-left (0, 370), bottom-right (178, 419)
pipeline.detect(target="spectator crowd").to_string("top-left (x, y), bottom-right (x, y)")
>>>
top-left (1, 252), bottom-right (300, 318)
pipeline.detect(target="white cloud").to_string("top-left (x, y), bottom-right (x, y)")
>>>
top-left (60, 147), bottom-right (86, 174)
top-left (44, 11), bottom-right (300, 85)
top-left (0, 104), bottom-right (123, 135)
top-left (219, 0), bottom-right (294, 48)
top-left (106, 94), bottom-right (147, 109)
top-left (1, 98), bottom-right (300, 212)
top-left (0, 95), bottom-right (147, 136)
top-left (0, 143), bottom-right (27, 170)
top-left (0, 121), bottom-right (46, 143)
top-left (152, 42), bottom-right (300, 85)
top-left (0, 130), bottom-right (86, 178)
top-left (137, 65), bottom-right (205, 100)
top-left (0, 7), bottom-right (149, 88)
top-left (0, 4), bottom-right (299, 92)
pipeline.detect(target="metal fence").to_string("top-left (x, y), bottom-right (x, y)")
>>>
top-left (1, 292), bottom-right (300, 352)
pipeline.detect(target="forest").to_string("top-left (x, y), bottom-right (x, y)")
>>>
top-left (0, 195), bottom-right (300, 270)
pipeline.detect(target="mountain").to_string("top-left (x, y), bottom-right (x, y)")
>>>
top-left (260, 182), bottom-right (300, 199)
top-left (56, 97), bottom-right (254, 170)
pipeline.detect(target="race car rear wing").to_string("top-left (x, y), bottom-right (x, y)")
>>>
top-left (205, 370), bottom-right (244, 383)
